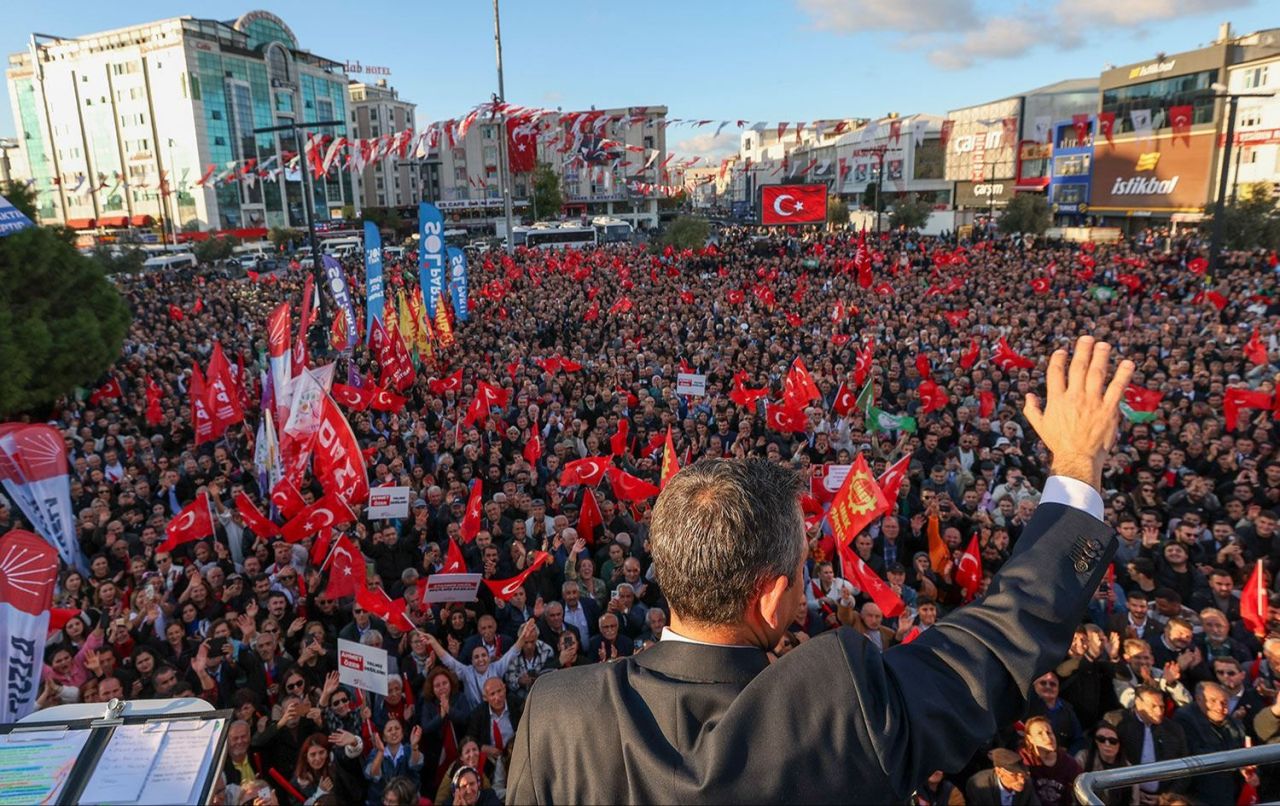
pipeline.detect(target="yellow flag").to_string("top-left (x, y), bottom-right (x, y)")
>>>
top-left (435, 293), bottom-right (455, 348)
top-left (409, 288), bottom-right (433, 360)
top-left (397, 289), bottom-right (417, 356)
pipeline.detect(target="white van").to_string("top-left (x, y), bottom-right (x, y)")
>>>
top-left (142, 253), bottom-right (198, 272)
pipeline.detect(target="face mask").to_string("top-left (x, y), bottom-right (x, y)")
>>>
top-left (1153, 424), bottom-right (1166, 433)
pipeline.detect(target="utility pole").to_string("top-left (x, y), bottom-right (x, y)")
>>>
top-left (254, 119), bottom-right (343, 349)
top-left (493, 0), bottom-right (515, 254)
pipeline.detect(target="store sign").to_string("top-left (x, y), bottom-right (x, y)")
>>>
top-left (951, 130), bottom-right (1004, 154)
top-left (973, 183), bottom-right (1005, 197)
top-left (1128, 59), bottom-right (1176, 79)
top-left (1089, 131), bottom-right (1212, 211)
top-left (344, 61), bottom-right (392, 76)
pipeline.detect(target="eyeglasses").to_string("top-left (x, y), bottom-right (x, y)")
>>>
top-left (286, 680), bottom-right (306, 690)
top-left (330, 698), bottom-right (348, 706)
top-left (1096, 736), bottom-right (1120, 745)
top-left (261, 626), bottom-right (279, 634)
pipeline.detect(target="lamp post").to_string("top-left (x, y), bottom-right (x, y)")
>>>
top-left (493, 0), bottom-right (515, 255)
top-left (253, 118), bottom-right (344, 344)
top-left (1205, 81), bottom-right (1274, 276)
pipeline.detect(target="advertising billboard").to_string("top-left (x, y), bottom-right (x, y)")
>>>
top-left (1088, 131), bottom-right (1214, 213)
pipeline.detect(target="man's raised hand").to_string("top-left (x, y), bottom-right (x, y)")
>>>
top-left (1022, 335), bottom-right (1134, 491)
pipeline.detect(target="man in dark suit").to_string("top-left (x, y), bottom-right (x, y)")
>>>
top-left (461, 615), bottom-right (512, 666)
top-left (535, 600), bottom-right (581, 650)
top-left (508, 336), bottom-right (1131, 804)
top-left (467, 677), bottom-right (522, 770)
top-left (965, 748), bottom-right (1039, 805)
top-left (1117, 685), bottom-right (1190, 797)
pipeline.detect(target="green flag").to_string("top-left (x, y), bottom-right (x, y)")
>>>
top-left (1119, 401), bottom-right (1158, 424)
top-left (855, 377), bottom-right (875, 415)
top-left (1090, 286), bottom-right (1116, 302)
top-left (866, 404), bottom-right (917, 434)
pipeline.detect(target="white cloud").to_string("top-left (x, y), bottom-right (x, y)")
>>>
top-left (675, 131), bottom-right (740, 161)
top-left (796, 0), bottom-right (1256, 70)
top-left (798, 0), bottom-right (980, 34)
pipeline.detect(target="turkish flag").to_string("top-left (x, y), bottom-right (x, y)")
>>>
top-left (943, 310), bottom-right (968, 329)
top-left (459, 480), bottom-right (483, 542)
top-left (1224, 387), bottom-right (1273, 431)
top-left (765, 403), bottom-right (808, 433)
top-left (321, 534), bottom-right (367, 600)
top-left (836, 540), bottom-right (905, 618)
top-left (1188, 256), bottom-right (1209, 275)
top-left (270, 477), bottom-right (307, 519)
top-left (280, 493), bottom-right (356, 544)
top-left (783, 358), bottom-right (821, 408)
top-left (827, 454), bottom-right (889, 545)
top-left (1246, 329), bottom-right (1269, 365)
top-left (442, 538), bottom-right (467, 574)
top-left (1072, 113), bottom-right (1091, 146)
top-left (484, 551), bottom-right (552, 601)
top-left (915, 353), bottom-right (932, 380)
top-left (584, 300), bottom-right (600, 322)
top-left (507, 117), bottom-right (536, 173)
top-left (89, 376), bottom-right (124, 405)
top-left (159, 494), bottom-right (215, 552)
top-left (1169, 104), bottom-right (1193, 145)
top-left (1125, 385), bottom-right (1163, 412)
top-left (610, 419), bottom-right (630, 458)
top-left (854, 342), bottom-right (875, 387)
top-left (992, 338), bottom-right (1035, 371)
top-left (979, 390), bottom-right (996, 418)
top-left (955, 534), bottom-right (983, 600)
top-left (562, 456), bottom-right (609, 487)
top-left (760, 184), bottom-right (827, 226)
top-left (523, 432), bottom-right (543, 466)
top-left (918, 379), bottom-right (948, 414)
top-left (832, 382), bottom-right (858, 417)
top-left (730, 378), bottom-right (769, 408)
top-left (608, 466), bottom-right (660, 502)
top-left (578, 488), bottom-right (603, 545)
top-left (429, 369), bottom-right (463, 395)
top-left (1242, 560), bottom-right (1268, 637)
top-left (1098, 111), bottom-right (1115, 146)
top-left (145, 377), bottom-right (164, 426)
top-left (369, 387), bottom-right (407, 412)
top-left (785, 312), bottom-right (802, 328)
top-left (332, 383), bottom-right (374, 411)
top-left (235, 491), bottom-right (280, 538)
top-left (960, 338), bottom-right (981, 370)
top-left (873, 281), bottom-right (894, 296)
top-left (877, 455), bottom-right (911, 517)
top-left (1030, 277), bottom-right (1051, 294)
top-left (660, 426), bottom-right (679, 490)
top-left (726, 289), bottom-right (745, 305)
top-left (356, 586), bottom-right (413, 632)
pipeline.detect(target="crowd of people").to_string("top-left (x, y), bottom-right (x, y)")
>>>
top-left (9, 221), bottom-right (1280, 805)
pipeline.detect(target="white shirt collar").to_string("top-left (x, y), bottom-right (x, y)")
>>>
top-left (660, 626), bottom-right (754, 650)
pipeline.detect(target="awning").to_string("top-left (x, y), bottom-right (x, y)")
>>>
top-left (65, 218), bottom-right (96, 229)
top-left (129, 214), bottom-right (153, 227)
top-left (99, 214), bottom-right (130, 228)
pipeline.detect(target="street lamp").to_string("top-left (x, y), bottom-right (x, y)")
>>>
top-left (1205, 81), bottom-right (1275, 276)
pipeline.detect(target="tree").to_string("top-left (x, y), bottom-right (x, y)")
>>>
top-left (998, 194), bottom-right (1050, 235)
top-left (532, 163), bottom-right (562, 220)
top-left (827, 195), bottom-right (850, 228)
top-left (659, 215), bottom-right (710, 251)
top-left (89, 246), bottom-right (146, 275)
top-left (268, 226), bottom-right (305, 252)
top-left (862, 182), bottom-right (880, 212)
top-left (0, 182), bottom-right (131, 415)
top-left (1208, 183), bottom-right (1280, 250)
top-left (889, 194), bottom-right (932, 232)
top-left (193, 235), bottom-right (238, 264)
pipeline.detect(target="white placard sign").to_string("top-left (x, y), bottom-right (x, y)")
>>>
top-left (676, 373), bottom-right (706, 397)
top-left (366, 486), bottom-right (411, 519)
top-left (337, 638), bottom-right (389, 696)
top-left (424, 573), bottom-right (483, 604)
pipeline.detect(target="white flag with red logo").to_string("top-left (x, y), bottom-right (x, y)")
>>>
top-left (0, 424), bottom-right (82, 572)
top-left (0, 529), bottom-right (58, 721)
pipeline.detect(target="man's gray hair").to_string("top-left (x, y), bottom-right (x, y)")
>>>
top-left (649, 458), bottom-right (804, 627)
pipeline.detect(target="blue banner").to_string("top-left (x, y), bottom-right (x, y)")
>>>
top-left (418, 202), bottom-right (446, 318)
top-left (0, 195), bottom-right (35, 237)
top-left (447, 246), bottom-right (469, 322)
top-left (321, 255), bottom-right (358, 351)
top-left (363, 221), bottom-right (384, 342)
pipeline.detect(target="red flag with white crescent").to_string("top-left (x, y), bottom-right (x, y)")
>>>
top-left (877, 455), bottom-right (911, 517)
top-left (270, 478), bottom-right (307, 520)
top-left (955, 534), bottom-right (983, 600)
top-left (836, 538), bottom-right (905, 619)
top-left (159, 494), bottom-right (215, 552)
top-left (607, 466), bottom-right (661, 502)
top-left (235, 491), bottom-right (280, 538)
top-left (279, 493), bottom-right (356, 544)
top-left (483, 552), bottom-right (552, 601)
top-left (459, 481), bottom-right (483, 543)
top-left (562, 456), bottom-right (609, 487)
top-left (660, 426), bottom-right (679, 490)
top-left (321, 534), bottom-right (367, 600)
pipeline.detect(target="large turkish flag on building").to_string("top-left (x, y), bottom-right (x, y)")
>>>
top-left (508, 118), bottom-right (536, 173)
top-left (760, 184), bottom-right (827, 225)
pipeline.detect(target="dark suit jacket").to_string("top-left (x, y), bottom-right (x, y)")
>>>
top-left (1117, 712), bottom-right (1189, 793)
top-left (965, 768), bottom-right (1041, 806)
top-left (507, 502), bottom-right (1114, 803)
top-left (466, 701), bottom-right (523, 751)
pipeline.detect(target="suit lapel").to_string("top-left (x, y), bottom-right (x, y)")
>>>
top-left (631, 641), bottom-right (769, 685)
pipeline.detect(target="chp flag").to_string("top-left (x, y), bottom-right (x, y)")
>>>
top-left (759, 184), bottom-right (827, 226)
top-left (0, 423), bottom-right (84, 572)
top-left (0, 529), bottom-right (59, 721)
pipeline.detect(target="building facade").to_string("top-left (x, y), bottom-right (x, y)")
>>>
top-left (1223, 53), bottom-right (1280, 199)
top-left (834, 114), bottom-right (949, 208)
top-left (6, 10), bottom-right (352, 232)
top-left (347, 80), bottom-right (418, 212)
top-left (1047, 118), bottom-right (1095, 225)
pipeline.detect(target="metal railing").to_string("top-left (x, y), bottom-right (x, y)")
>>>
top-left (1074, 743), bottom-right (1280, 804)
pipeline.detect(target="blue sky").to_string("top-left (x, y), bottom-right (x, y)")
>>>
top-left (3, 0), bottom-right (1276, 158)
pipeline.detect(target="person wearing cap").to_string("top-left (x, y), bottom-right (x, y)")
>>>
top-left (965, 748), bottom-right (1036, 805)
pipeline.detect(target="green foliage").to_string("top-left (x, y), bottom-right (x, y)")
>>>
top-left (193, 235), bottom-right (238, 263)
top-left (532, 162), bottom-right (563, 219)
top-left (862, 182), bottom-right (879, 211)
top-left (89, 246), bottom-right (146, 275)
top-left (658, 190), bottom-right (689, 212)
top-left (827, 195), bottom-right (850, 228)
top-left (997, 193), bottom-right (1051, 235)
top-left (889, 194), bottom-right (933, 232)
top-left (1209, 183), bottom-right (1280, 250)
top-left (0, 202), bottom-right (131, 415)
top-left (3, 181), bottom-right (38, 219)
top-left (659, 215), bottom-right (710, 250)
top-left (268, 226), bottom-right (305, 251)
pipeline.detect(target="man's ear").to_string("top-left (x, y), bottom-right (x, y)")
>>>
top-left (755, 574), bottom-right (793, 633)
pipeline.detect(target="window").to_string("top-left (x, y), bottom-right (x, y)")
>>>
top-left (1054, 154), bottom-right (1091, 177)
top-left (1055, 185), bottom-right (1085, 205)
top-left (483, 145), bottom-right (498, 166)
top-left (1240, 107), bottom-right (1263, 128)
top-left (1100, 69), bottom-right (1217, 136)
top-left (1244, 66), bottom-right (1270, 90)
top-left (483, 126), bottom-right (495, 140)
top-left (452, 148), bottom-right (466, 163)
